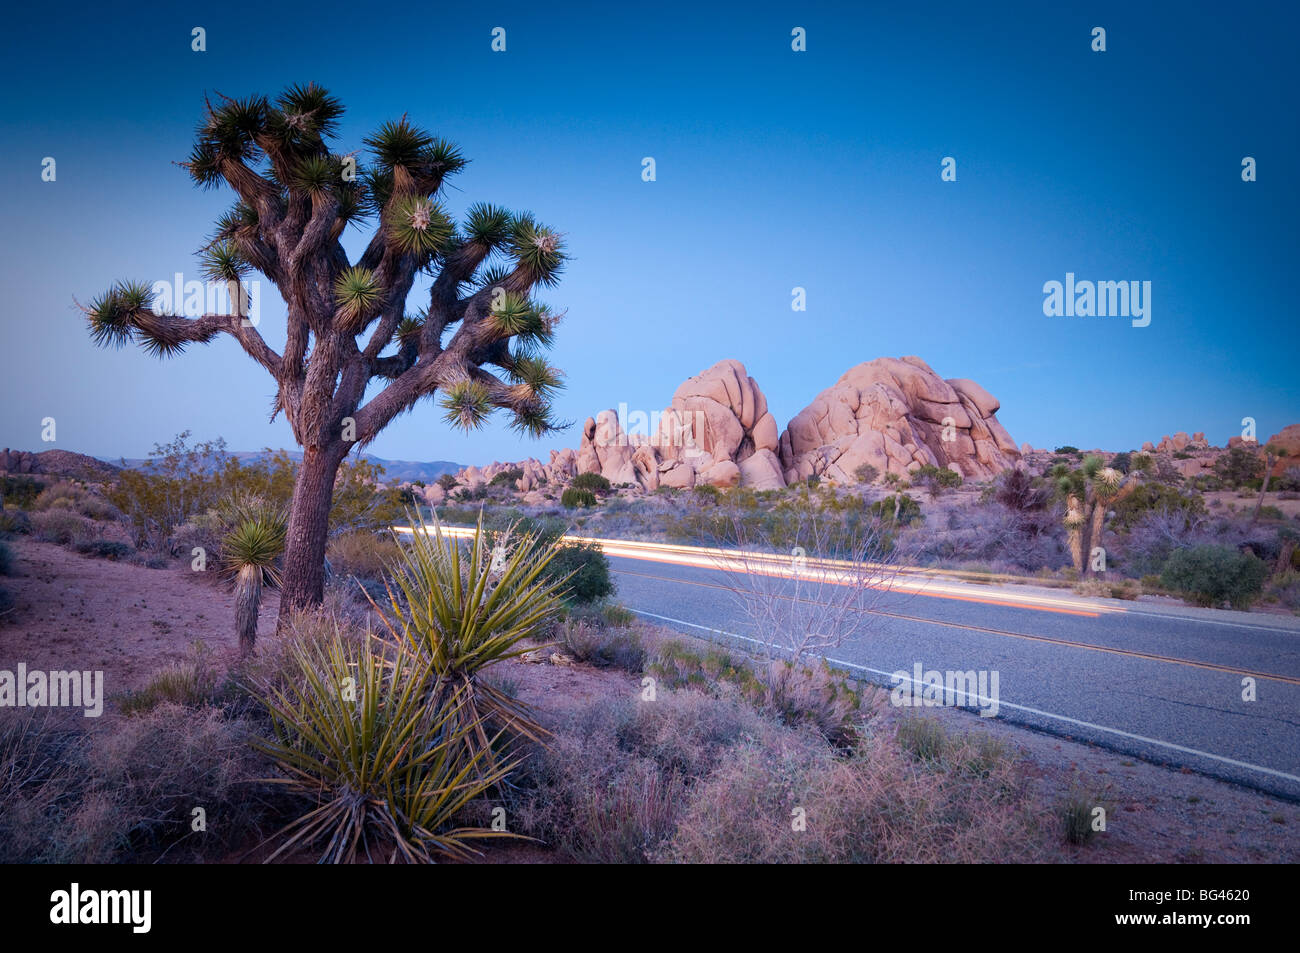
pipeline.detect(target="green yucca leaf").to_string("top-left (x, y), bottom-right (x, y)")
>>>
top-left (488, 290), bottom-right (533, 336)
top-left (213, 203), bottom-right (259, 238)
top-left (334, 266), bottom-right (382, 329)
top-left (509, 355), bottom-right (563, 402)
top-left (275, 82), bottom-right (343, 140)
top-left (288, 154), bottom-right (335, 194)
top-left (509, 405), bottom-right (562, 438)
top-left (85, 280), bottom-right (153, 349)
top-left (1081, 455), bottom-right (1104, 479)
top-left (510, 214), bottom-right (567, 288)
top-left (223, 516), bottom-right (286, 581)
top-left (199, 240), bottom-right (250, 282)
top-left (439, 380), bottom-right (492, 432)
top-left (462, 202), bottom-right (512, 249)
top-left (248, 625), bottom-right (516, 864)
top-left (473, 263), bottom-right (513, 291)
top-left (185, 140), bottom-right (222, 189)
top-left (395, 315), bottom-right (424, 346)
top-left (419, 138), bottom-right (467, 179)
top-left (384, 195), bottom-right (452, 257)
top-left (364, 118), bottom-right (434, 170)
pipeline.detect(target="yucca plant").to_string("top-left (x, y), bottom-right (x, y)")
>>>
top-left (223, 507), bottom-right (287, 656)
top-left (372, 511), bottom-right (569, 766)
top-left (82, 85), bottom-right (569, 629)
top-left (250, 625), bottom-right (515, 863)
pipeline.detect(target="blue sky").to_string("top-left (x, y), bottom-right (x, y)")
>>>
top-left (1, 0), bottom-right (1296, 466)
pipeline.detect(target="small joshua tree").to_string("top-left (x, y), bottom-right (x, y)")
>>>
top-left (1052, 455), bottom-right (1141, 577)
top-left (82, 85), bottom-right (567, 625)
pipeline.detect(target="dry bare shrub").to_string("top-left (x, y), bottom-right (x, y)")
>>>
top-left (512, 691), bottom-right (770, 862)
top-left (0, 710), bottom-right (102, 862)
top-left (90, 701), bottom-right (272, 860)
top-left (327, 529), bottom-right (402, 580)
top-left (30, 509), bottom-right (95, 546)
top-left (664, 726), bottom-right (1050, 864)
top-left (557, 617), bottom-right (647, 672)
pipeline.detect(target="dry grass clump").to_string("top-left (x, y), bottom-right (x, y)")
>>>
top-left (29, 509), bottom-right (96, 546)
top-left (512, 691), bottom-right (770, 863)
top-left (0, 703), bottom-right (273, 863)
top-left (512, 691), bottom-right (1055, 864)
top-left (327, 529), bottom-right (402, 580)
top-left (665, 719), bottom-right (1048, 863)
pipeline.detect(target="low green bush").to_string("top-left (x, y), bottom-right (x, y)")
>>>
top-left (571, 472), bottom-right (611, 492)
top-left (1160, 544), bottom-right (1268, 609)
top-left (561, 487), bottom-right (597, 508)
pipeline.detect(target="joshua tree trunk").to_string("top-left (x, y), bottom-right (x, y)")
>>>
top-left (279, 442), bottom-right (348, 623)
top-left (235, 564), bottom-right (263, 657)
top-left (1251, 452), bottom-right (1276, 524)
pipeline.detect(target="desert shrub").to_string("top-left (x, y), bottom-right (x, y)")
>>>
top-left (545, 541), bottom-right (613, 604)
top-left (664, 727), bottom-right (1045, 863)
top-left (914, 464), bottom-right (962, 496)
top-left (867, 492), bottom-right (922, 525)
top-left (512, 692), bottom-right (768, 862)
top-left (0, 711), bottom-right (101, 863)
top-left (90, 702), bottom-right (271, 859)
top-left (995, 469), bottom-right (1050, 512)
top-left (559, 619), bottom-right (647, 672)
top-left (119, 651), bottom-right (220, 715)
top-left (327, 530), bottom-right (401, 580)
top-left (436, 473), bottom-right (459, 491)
top-left (561, 487), bottom-right (597, 508)
top-left (1160, 544), bottom-right (1268, 609)
top-left (1110, 451), bottom-right (1132, 474)
top-left (0, 540), bottom-right (11, 576)
top-left (73, 539), bottom-right (134, 561)
top-left (1112, 484), bottom-right (1206, 532)
top-left (647, 638), bottom-right (865, 745)
top-left (1264, 570), bottom-right (1300, 611)
top-left (1214, 446), bottom-right (1264, 489)
top-left (30, 510), bottom-right (94, 546)
top-left (1054, 446), bottom-right (1080, 455)
top-left (571, 472), bottom-right (611, 492)
top-left (489, 468), bottom-right (524, 488)
top-left (853, 462), bottom-right (880, 484)
top-left (1058, 785), bottom-right (1109, 846)
top-left (693, 483), bottom-right (721, 503)
top-left (0, 476), bottom-right (46, 509)
top-left (1256, 505), bottom-right (1285, 522)
top-left (250, 624), bottom-right (511, 863)
top-left (1277, 466), bottom-right (1300, 492)
top-left (0, 509), bottom-right (31, 536)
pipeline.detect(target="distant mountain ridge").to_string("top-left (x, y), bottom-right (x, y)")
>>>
top-left (112, 450), bottom-right (463, 484)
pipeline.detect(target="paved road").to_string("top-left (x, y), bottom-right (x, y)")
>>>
top-left (607, 552), bottom-right (1300, 800)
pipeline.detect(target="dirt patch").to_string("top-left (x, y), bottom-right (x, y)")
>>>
top-left (0, 539), bottom-right (276, 698)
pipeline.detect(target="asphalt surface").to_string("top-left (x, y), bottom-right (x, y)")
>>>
top-left (609, 553), bottom-right (1300, 800)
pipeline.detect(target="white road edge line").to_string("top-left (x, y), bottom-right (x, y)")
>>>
top-left (630, 608), bottom-right (1300, 786)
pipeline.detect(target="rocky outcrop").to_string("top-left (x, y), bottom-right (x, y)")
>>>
top-left (444, 355), bottom-right (1021, 496)
top-left (0, 448), bottom-right (120, 481)
top-left (571, 359), bottom-right (786, 491)
top-left (1264, 424), bottom-right (1300, 475)
top-left (777, 356), bottom-right (1020, 483)
top-left (1152, 431), bottom-right (1210, 454)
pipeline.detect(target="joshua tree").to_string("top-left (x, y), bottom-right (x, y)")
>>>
top-left (223, 511), bottom-right (286, 656)
top-left (1052, 455), bottom-right (1142, 576)
top-left (1250, 443), bottom-right (1288, 524)
top-left (82, 85), bottom-right (567, 624)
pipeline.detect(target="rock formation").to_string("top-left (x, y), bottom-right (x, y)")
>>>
top-left (777, 356), bottom-right (1020, 483)
top-left (442, 355), bottom-right (1022, 496)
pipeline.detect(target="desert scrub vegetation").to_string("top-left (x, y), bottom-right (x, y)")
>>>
top-left (0, 705), bottom-right (273, 863)
top-left (372, 513), bottom-right (569, 761)
top-left (510, 691), bottom-right (1052, 863)
top-left (249, 623), bottom-right (515, 863)
top-left (1160, 544), bottom-right (1268, 609)
top-left (561, 486), bottom-right (597, 508)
